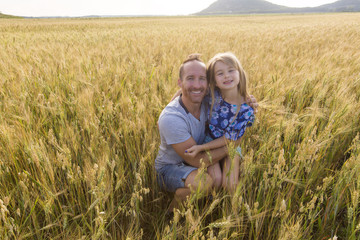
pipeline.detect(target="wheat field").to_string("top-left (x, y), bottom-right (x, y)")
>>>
top-left (0, 13), bottom-right (360, 239)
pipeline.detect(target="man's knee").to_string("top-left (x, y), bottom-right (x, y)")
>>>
top-left (174, 187), bottom-right (191, 201)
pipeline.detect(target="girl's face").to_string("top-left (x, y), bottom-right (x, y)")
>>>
top-left (213, 61), bottom-right (239, 91)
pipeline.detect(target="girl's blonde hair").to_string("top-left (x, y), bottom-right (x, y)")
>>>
top-left (207, 52), bottom-right (249, 119)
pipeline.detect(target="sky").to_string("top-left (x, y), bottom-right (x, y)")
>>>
top-left (0, 0), bottom-right (339, 17)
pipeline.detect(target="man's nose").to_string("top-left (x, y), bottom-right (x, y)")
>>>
top-left (193, 79), bottom-right (201, 88)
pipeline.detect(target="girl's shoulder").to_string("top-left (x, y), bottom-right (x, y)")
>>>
top-left (240, 102), bottom-right (252, 109)
top-left (239, 103), bottom-right (255, 114)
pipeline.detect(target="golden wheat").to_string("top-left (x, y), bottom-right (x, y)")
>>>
top-left (0, 13), bottom-right (360, 239)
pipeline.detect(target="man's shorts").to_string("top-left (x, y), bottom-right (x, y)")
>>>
top-left (156, 162), bottom-right (197, 192)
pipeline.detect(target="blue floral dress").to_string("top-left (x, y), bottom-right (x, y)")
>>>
top-left (205, 90), bottom-right (255, 143)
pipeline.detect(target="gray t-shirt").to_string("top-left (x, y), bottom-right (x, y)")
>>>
top-left (155, 96), bottom-right (207, 171)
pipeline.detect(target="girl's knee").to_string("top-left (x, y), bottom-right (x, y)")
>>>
top-left (213, 174), bottom-right (222, 189)
top-left (204, 173), bottom-right (214, 191)
top-left (192, 172), bottom-right (214, 192)
top-left (222, 178), bottom-right (238, 192)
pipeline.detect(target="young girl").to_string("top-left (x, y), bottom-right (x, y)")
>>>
top-left (185, 52), bottom-right (255, 192)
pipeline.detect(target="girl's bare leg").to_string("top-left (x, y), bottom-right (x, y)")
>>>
top-left (207, 162), bottom-right (222, 189)
top-left (222, 155), bottom-right (240, 193)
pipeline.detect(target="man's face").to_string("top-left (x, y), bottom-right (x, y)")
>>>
top-left (178, 60), bottom-right (207, 105)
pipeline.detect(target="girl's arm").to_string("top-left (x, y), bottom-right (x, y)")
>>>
top-left (246, 95), bottom-right (259, 113)
top-left (185, 134), bottom-right (243, 158)
top-left (170, 89), bottom-right (182, 102)
top-left (185, 136), bottom-right (228, 158)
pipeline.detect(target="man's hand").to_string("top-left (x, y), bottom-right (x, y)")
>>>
top-left (246, 95), bottom-right (259, 113)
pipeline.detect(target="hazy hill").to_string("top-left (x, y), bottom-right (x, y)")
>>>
top-left (313, 0), bottom-right (360, 12)
top-left (196, 0), bottom-right (291, 14)
top-left (0, 12), bottom-right (21, 18)
top-left (196, 0), bottom-right (360, 15)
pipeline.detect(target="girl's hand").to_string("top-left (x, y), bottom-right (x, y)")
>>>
top-left (246, 95), bottom-right (259, 113)
top-left (185, 145), bottom-right (203, 158)
top-left (171, 89), bottom-right (182, 102)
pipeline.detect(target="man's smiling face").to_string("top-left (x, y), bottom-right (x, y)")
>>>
top-left (178, 60), bottom-right (207, 105)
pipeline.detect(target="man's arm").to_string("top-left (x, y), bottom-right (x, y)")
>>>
top-left (172, 137), bottom-right (228, 168)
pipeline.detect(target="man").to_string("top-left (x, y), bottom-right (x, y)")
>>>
top-left (155, 54), bottom-right (257, 213)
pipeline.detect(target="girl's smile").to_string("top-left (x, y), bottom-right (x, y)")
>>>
top-left (214, 61), bottom-right (240, 90)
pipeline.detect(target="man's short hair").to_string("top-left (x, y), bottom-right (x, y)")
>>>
top-left (179, 53), bottom-right (204, 80)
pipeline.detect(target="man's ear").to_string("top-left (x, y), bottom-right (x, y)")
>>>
top-left (178, 78), bottom-right (182, 87)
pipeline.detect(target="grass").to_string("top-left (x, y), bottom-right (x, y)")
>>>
top-left (0, 13), bottom-right (360, 239)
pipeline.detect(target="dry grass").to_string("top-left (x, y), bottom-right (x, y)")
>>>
top-left (0, 13), bottom-right (360, 239)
